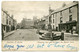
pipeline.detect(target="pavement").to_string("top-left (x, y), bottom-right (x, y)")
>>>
top-left (4, 29), bottom-right (79, 40)
top-left (64, 33), bottom-right (79, 40)
top-left (4, 30), bottom-right (16, 38)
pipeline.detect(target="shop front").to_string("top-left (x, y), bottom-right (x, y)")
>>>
top-left (59, 20), bottom-right (77, 33)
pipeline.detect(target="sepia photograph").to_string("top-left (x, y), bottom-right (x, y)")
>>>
top-left (1, 1), bottom-right (79, 41)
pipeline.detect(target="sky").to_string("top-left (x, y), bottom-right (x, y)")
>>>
top-left (2, 1), bottom-right (72, 23)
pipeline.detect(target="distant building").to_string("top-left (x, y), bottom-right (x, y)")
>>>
top-left (16, 23), bottom-right (21, 29)
top-left (21, 18), bottom-right (34, 29)
top-left (25, 19), bottom-right (34, 28)
top-left (37, 16), bottom-right (48, 30)
top-left (37, 19), bottom-right (45, 30)
top-left (48, 2), bottom-right (79, 33)
top-left (13, 19), bottom-right (17, 30)
top-left (10, 15), bottom-right (14, 31)
top-left (42, 16), bottom-right (48, 30)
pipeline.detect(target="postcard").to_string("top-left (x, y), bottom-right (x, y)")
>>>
top-left (1, 1), bottom-right (79, 51)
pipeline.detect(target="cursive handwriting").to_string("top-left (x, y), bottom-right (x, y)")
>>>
top-left (3, 42), bottom-right (78, 50)
top-left (26, 44), bottom-right (34, 49)
top-left (17, 45), bottom-right (24, 49)
top-left (37, 44), bottom-right (44, 48)
top-left (66, 44), bottom-right (77, 50)
top-left (47, 42), bottom-right (65, 48)
top-left (4, 44), bottom-right (14, 49)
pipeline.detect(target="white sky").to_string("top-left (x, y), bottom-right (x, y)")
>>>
top-left (2, 1), bottom-right (72, 23)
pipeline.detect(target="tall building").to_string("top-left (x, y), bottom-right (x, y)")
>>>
top-left (2, 9), bottom-right (7, 33)
top-left (2, 9), bottom-right (17, 34)
top-left (48, 2), bottom-right (79, 33)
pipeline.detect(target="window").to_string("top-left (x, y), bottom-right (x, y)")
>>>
top-left (49, 16), bottom-right (51, 22)
top-left (4, 26), bottom-right (5, 30)
top-left (69, 15), bottom-right (72, 21)
top-left (60, 11), bottom-right (62, 16)
top-left (53, 25), bottom-right (54, 29)
top-left (6, 19), bottom-right (8, 24)
top-left (60, 17), bottom-right (63, 23)
top-left (53, 14), bottom-right (54, 18)
top-left (53, 19), bottom-right (54, 23)
top-left (69, 7), bottom-right (72, 13)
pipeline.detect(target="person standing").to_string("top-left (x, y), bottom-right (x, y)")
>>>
top-left (2, 26), bottom-right (4, 40)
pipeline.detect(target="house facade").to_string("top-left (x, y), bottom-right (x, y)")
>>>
top-left (2, 9), bottom-right (17, 34)
top-left (48, 2), bottom-right (79, 33)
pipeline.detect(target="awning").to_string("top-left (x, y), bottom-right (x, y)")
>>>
top-left (59, 20), bottom-right (77, 25)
